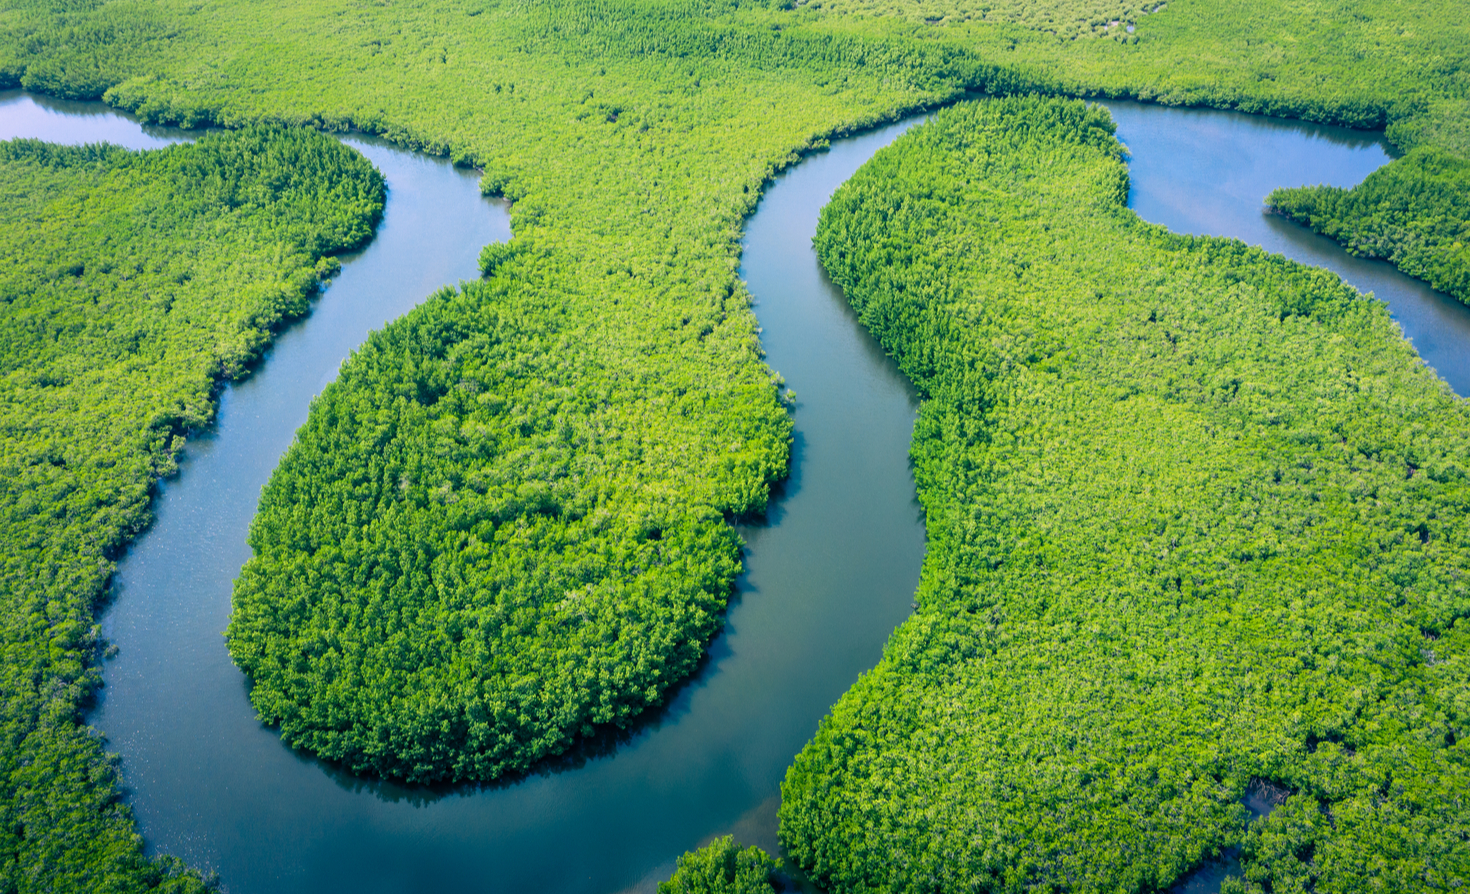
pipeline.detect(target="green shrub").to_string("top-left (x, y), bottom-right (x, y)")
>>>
top-left (658, 837), bottom-right (778, 894)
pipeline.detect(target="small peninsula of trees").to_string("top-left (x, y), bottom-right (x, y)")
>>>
top-left (1269, 147), bottom-right (1470, 305)
top-left (656, 836), bottom-right (778, 894)
top-left (781, 96), bottom-right (1470, 893)
top-left (0, 128), bottom-right (383, 891)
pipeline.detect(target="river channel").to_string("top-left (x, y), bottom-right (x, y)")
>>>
top-left (2, 90), bottom-right (1466, 894)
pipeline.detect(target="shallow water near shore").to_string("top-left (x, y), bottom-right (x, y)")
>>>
top-left (2, 89), bottom-right (1465, 894)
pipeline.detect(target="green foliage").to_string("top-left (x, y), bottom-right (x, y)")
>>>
top-left (657, 836), bottom-right (778, 894)
top-left (0, 0), bottom-right (187, 103)
top-left (4, 0), bottom-right (1466, 288)
top-left (0, 128), bottom-right (382, 892)
top-left (1269, 146), bottom-right (1470, 304)
top-left (805, 0), bottom-right (1167, 40)
top-left (1223, 795), bottom-right (1331, 894)
top-left (782, 96), bottom-right (1470, 893)
top-left (824, 0), bottom-right (1470, 290)
top-left (227, 254), bottom-right (792, 781)
top-left (848, 0), bottom-right (1470, 148)
top-left (477, 241), bottom-right (521, 277)
top-left (0, 0), bottom-right (1467, 884)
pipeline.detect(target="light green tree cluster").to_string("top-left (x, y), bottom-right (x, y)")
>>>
top-left (657, 836), bottom-right (778, 894)
top-left (782, 95), bottom-right (1470, 892)
top-left (799, 0), bottom-right (1170, 40)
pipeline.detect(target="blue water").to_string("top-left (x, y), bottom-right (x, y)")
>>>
top-left (1105, 100), bottom-right (1470, 396)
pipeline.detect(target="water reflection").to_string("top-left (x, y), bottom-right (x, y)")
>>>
top-left (0, 89), bottom-right (195, 148)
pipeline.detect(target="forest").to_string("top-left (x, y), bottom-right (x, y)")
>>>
top-left (0, 128), bottom-right (382, 890)
top-left (1268, 147), bottom-right (1470, 306)
top-left (0, 0), bottom-right (1465, 888)
top-left (782, 95), bottom-right (1469, 892)
top-left (227, 263), bottom-right (791, 782)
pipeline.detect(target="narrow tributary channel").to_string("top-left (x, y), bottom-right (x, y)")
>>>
top-left (2, 90), bottom-right (1465, 894)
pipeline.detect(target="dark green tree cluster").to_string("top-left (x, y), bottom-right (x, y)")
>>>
top-left (1269, 146), bottom-right (1470, 305)
top-left (782, 96), bottom-right (1470, 892)
top-left (657, 836), bottom-right (778, 894)
top-left (0, 0), bottom-right (182, 104)
top-left (0, 128), bottom-right (382, 892)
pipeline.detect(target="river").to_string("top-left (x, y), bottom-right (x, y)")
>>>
top-left (1, 89), bottom-right (1465, 894)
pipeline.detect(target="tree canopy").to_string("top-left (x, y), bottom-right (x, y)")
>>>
top-left (0, 0), bottom-right (1467, 888)
top-left (1269, 146), bottom-right (1470, 305)
top-left (657, 836), bottom-right (778, 894)
top-left (781, 96), bottom-right (1470, 893)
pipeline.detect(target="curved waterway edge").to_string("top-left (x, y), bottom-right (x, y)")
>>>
top-left (1102, 99), bottom-right (1470, 398)
top-left (0, 92), bottom-right (929, 894)
top-left (3, 90), bottom-right (1468, 894)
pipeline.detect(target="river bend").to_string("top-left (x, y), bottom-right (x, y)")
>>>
top-left (1, 90), bottom-right (1466, 894)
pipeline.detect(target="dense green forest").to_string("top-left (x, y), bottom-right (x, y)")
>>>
top-left (780, 96), bottom-right (1470, 892)
top-left (0, 0), bottom-right (1467, 888)
top-left (1268, 147), bottom-right (1470, 305)
top-left (656, 836), bottom-right (778, 894)
top-left (0, 129), bottom-right (382, 892)
top-left (805, 0), bottom-right (1171, 40)
top-left (227, 264), bottom-right (791, 781)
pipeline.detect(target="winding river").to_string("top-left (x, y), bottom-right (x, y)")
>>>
top-left (2, 89), bottom-right (1466, 894)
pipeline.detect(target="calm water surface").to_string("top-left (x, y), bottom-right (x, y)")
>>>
top-left (2, 89), bottom-right (1465, 894)
top-left (0, 92), bottom-right (926, 893)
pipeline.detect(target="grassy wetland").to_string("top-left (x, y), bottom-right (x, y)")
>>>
top-left (0, 0), bottom-right (1467, 890)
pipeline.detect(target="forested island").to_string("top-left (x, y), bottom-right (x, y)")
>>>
top-left (0, 0), bottom-right (1467, 890)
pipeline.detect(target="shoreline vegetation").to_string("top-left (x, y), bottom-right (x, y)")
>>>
top-left (0, 0), bottom-right (1465, 889)
top-left (1267, 147), bottom-right (1470, 307)
top-left (657, 836), bottom-right (780, 894)
top-left (0, 127), bottom-right (383, 892)
top-left (786, 95), bottom-right (1468, 893)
